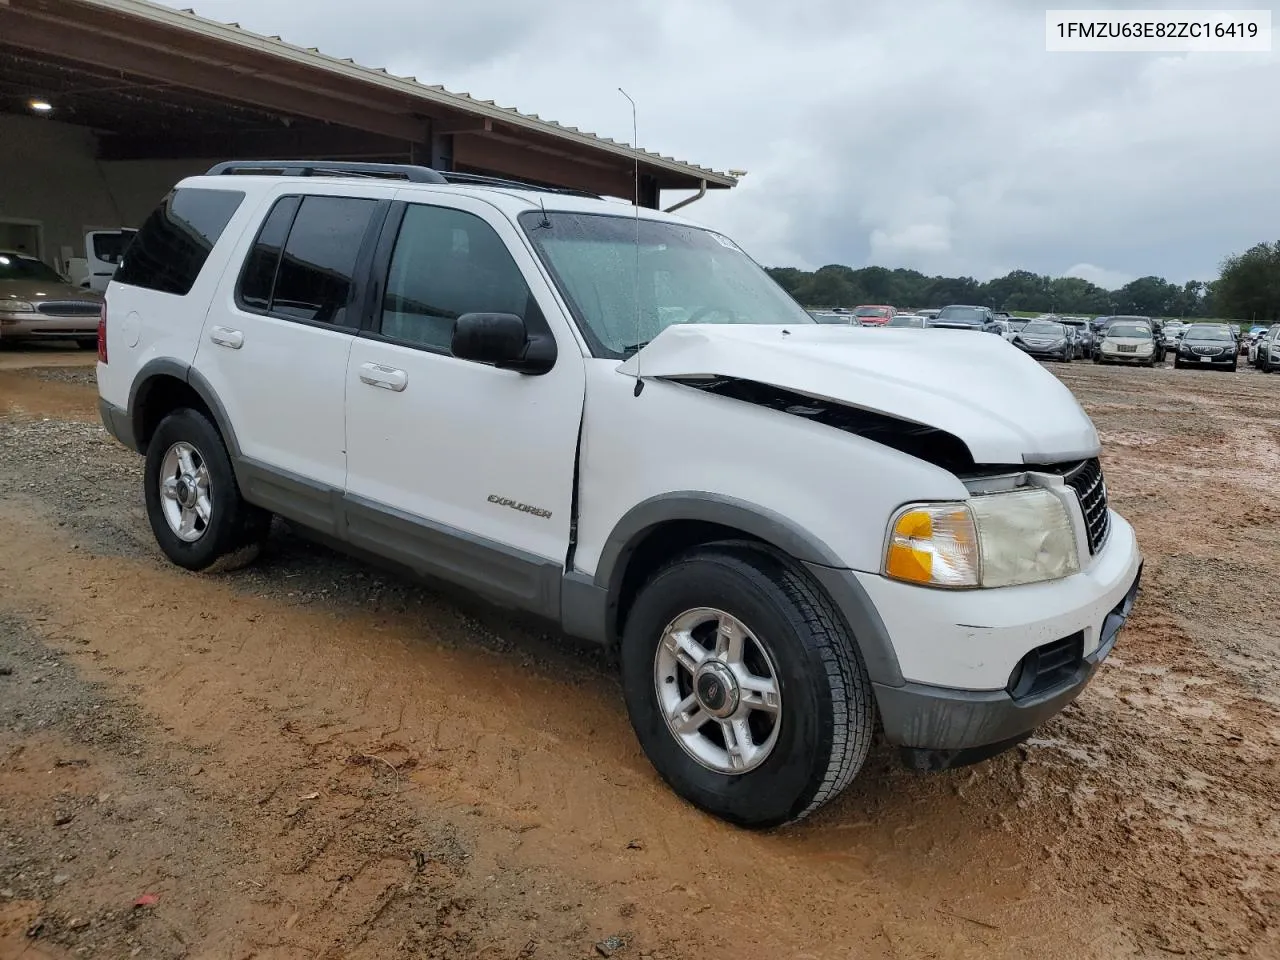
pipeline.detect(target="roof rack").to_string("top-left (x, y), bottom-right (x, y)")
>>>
top-left (436, 170), bottom-right (601, 199)
top-left (203, 161), bottom-right (608, 200)
top-left (205, 160), bottom-right (448, 183)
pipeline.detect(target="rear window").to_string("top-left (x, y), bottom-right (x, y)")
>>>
top-left (115, 188), bottom-right (244, 296)
top-left (936, 306), bottom-right (986, 323)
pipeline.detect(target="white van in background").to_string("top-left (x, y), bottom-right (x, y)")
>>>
top-left (82, 228), bottom-right (137, 292)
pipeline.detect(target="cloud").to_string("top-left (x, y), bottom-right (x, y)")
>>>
top-left (162, 0), bottom-right (1279, 284)
top-left (1063, 263), bottom-right (1134, 289)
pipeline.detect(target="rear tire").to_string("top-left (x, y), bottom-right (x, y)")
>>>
top-left (143, 408), bottom-right (271, 572)
top-left (620, 544), bottom-right (875, 829)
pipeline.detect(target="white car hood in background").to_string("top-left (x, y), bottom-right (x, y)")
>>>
top-left (617, 325), bottom-right (1100, 465)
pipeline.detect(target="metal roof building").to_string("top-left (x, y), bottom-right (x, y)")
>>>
top-left (0, 0), bottom-right (736, 266)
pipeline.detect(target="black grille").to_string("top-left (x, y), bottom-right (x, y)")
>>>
top-left (1065, 458), bottom-right (1110, 554)
top-left (1007, 632), bottom-right (1084, 700)
top-left (35, 301), bottom-right (101, 317)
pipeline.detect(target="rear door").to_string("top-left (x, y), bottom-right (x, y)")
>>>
top-left (193, 186), bottom-right (389, 533)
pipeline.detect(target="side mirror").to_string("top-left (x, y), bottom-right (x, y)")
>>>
top-left (451, 312), bottom-right (556, 374)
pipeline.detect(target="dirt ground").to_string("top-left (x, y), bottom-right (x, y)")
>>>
top-left (0, 343), bottom-right (1276, 960)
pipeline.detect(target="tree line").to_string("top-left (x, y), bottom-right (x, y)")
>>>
top-left (765, 241), bottom-right (1280, 322)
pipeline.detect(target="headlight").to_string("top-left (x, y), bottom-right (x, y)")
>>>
top-left (885, 488), bottom-right (1080, 589)
top-left (1137, 343), bottom-right (1153, 353)
top-left (1102, 342), bottom-right (1117, 351)
top-left (3, 300), bottom-right (35, 313)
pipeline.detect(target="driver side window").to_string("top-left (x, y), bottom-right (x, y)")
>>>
top-left (379, 204), bottom-right (537, 353)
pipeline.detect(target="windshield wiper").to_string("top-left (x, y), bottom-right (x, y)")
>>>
top-left (619, 340), bottom-right (652, 355)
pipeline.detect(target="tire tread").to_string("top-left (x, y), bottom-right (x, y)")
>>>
top-left (644, 543), bottom-right (875, 825)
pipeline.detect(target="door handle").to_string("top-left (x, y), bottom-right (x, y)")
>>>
top-left (358, 362), bottom-right (408, 392)
top-left (209, 326), bottom-right (244, 349)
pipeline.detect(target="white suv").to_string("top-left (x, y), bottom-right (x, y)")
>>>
top-left (97, 161), bottom-right (1142, 828)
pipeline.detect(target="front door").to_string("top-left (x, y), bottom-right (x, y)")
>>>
top-left (344, 196), bottom-right (584, 609)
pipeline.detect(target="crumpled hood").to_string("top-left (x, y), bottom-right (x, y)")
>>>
top-left (618, 324), bottom-right (1100, 465)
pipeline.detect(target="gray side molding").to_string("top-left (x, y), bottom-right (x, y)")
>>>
top-left (127, 360), bottom-right (249, 488)
top-left (801, 563), bottom-right (903, 687)
top-left (126, 357), bottom-right (191, 451)
top-left (560, 570), bottom-right (609, 645)
top-left (593, 492), bottom-right (846, 594)
top-left (187, 367), bottom-right (245, 462)
top-left (587, 492), bottom-right (904, 685)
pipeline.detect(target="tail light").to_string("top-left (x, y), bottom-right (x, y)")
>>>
top-left (97, 303), bottom-right (108, 364)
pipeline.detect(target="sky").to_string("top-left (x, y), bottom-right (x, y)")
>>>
top-left (159, 0), bottom-right (1279, 287)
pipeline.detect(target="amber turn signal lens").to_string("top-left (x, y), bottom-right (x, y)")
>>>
top-left (885, 505), bottom-right (980, 588)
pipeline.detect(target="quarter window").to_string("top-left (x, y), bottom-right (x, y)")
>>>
top-left (380, 204), bottom-right (537, 351)
top-left (115, 188), bottom-right (244, 296)
top-left (237, 196), bottom-right (300, 312)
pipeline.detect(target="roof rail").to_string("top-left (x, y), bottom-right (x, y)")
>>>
top-left (437, 170), bottom-right (601, 198)
top-left (205, 160), bottom-right (448, 184)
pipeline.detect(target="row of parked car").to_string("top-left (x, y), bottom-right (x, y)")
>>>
top-left (1246, 323), bottom-right (1280, 371)
top-left (809, 306), bottom-right (1273, 374)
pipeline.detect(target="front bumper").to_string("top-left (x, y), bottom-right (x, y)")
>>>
top-left (0, 311), bottom-right (99, 339)
top-left (1176, 351), bottom-right (1234, 365)
top-left (839, 512), bottom-right (1141, 763)
top-left (1015, 343), bottom-right (1070, 359)
top-left (1098, 349), bottom-right (1155, 363)
top-left (879, 566), bottom-right (1139, 769)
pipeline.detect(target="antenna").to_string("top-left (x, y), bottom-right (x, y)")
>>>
top-left (618, 87), bottom-right (644, 397)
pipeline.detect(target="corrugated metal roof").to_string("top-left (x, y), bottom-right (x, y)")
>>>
top-left (74, 0), bottom-right (737, 187)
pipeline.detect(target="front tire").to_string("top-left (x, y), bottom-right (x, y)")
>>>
top-left (620, 544), bottom-right (875, 829)
top-left (144, 408), bottom-right (271, 571)
top-left (77, 338), bottom-right (98, 351)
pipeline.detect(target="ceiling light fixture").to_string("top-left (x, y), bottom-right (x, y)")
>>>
top-left (29, 100), bottom-right (53, 113)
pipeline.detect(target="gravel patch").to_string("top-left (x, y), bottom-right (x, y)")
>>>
top-left (27, 367), bottom-right (98, 387)
top-left (0, 418), bottom-right (145, 557)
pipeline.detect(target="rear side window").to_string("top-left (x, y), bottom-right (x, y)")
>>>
top-left (115, 188), bottom-right (244, 295)
top-left (237, 195), bottom-right (378, 327)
